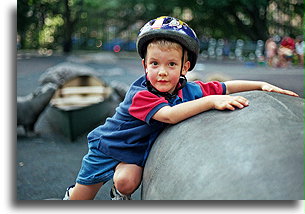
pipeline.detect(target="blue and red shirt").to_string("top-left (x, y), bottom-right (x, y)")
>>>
top-left (87, 75), bottom-right (226, 166)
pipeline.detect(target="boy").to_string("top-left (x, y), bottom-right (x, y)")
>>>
top-left (64, 16), bottom-right (298, 200)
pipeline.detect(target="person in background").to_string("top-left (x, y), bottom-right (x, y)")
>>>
top-left (295, 35), bottom-right (304, 66)
top-left (277, 36), bottom-right (295, 67)
top-left (265, 37), bottom-right (278, 67)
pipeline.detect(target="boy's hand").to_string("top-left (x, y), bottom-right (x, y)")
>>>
top-left (261, 83), bottom-right (299, 97)
top-left (208, 95), bottom-right (249, 111)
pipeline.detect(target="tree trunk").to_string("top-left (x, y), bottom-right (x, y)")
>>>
top-left (63, 0), bottom-right (73, 53)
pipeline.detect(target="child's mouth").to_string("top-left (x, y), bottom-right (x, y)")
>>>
top-left (158, 80), bottom-right (168, 83)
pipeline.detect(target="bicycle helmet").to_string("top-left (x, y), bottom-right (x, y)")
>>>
top-left (137, 16), bottom-right (200, 71)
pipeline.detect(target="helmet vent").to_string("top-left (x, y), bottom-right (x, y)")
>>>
top-left (164, 17), bottom-right (173, 24)
top-left (149, 20), bottom-right (155, 26)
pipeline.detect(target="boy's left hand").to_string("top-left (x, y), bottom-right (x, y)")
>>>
top-left (261, 83), bottom-right (299, 97)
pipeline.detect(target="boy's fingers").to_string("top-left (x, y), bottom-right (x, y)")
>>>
top-left (226, 103), bottom-right (235, 111)
top-left (240, 97), bottom-right (249, 105)
top-left (273, 88), bottom-right (299, 97)
top-left (234, 96), bottom-right (249, 106)
top-left (263, 85), bottom-right (299, 97)
top-left (231, 100), bottom-right (245, 109)
top-left (283, 90), bottom-right (299, 97)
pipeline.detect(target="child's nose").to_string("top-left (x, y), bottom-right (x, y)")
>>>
top-left (158, 68), bottom-right (167, 76)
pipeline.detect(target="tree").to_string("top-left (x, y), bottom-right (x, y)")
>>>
top-left (62, 0), bottom-right (84, 52)
top-left (188, 0), bottom-right (269, 40)
top-left (17, 0), bottom-right (303, 51)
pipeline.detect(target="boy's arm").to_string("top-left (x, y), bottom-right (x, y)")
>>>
top-left (224, 80), bottom-right (299, 97)
top-left (152, 80), bottom-right (298, 124)
top-left (152, 95), bottom-right (249, 124)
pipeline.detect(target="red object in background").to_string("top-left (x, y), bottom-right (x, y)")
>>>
top-left (113, 45), bottom-right (121, 53)
top-left (280, 37), bottom-right (295, 50)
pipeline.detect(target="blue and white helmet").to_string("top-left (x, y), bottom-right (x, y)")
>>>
top-left (137, 16), bottom-right (200, 71)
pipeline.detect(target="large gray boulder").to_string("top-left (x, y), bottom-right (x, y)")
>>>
top-left (38, 62), bottom-right (98, 86)
top-left (17, 83), bottom-right (57, 135)
top-left (142, 91), bottom-right (304, 200)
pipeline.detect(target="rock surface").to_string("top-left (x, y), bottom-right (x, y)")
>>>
top-left (17, 82), bottom-right (57, 135)
top-left (142, 91), bottom-right (304, 200)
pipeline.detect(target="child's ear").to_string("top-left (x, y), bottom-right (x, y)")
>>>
top-left (182, 61), bottom-right (191, 76)
top-left (142, 59), bottom-right (147, 72)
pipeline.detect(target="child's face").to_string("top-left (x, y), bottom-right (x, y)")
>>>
top-left (143, 45), bottom-right (190, 94)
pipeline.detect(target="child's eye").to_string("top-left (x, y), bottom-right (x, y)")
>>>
top-left (169, 62), bottom-right (177, 66)
top-left (151, 61), bottom-right (158, 66)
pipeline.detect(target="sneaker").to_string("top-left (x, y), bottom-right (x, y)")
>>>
top-left (110, 185), bottom-right (131, 200)
top-left (63, 184), bottom-right (75, 200)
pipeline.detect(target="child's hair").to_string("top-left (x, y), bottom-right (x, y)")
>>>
top-left (145, 38), bottom-right (188, 62)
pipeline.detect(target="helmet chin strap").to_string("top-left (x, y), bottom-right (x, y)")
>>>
top-left (145, 48), bottom-right (187, 100)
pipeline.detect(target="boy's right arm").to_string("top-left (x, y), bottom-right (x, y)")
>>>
top-left (152, 95), bottom-right (249, 124)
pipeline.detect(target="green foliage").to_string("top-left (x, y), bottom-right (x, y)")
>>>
top-left (17, 0), bottom-right (304, 52)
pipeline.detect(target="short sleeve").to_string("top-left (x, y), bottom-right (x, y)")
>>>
top-left (129, 91), bottom-right (169, 124)
top-left (194, 81), bottom-right (226, 96)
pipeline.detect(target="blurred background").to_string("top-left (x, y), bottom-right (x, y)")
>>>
top-left (17, 0), bottom-right (303, 63)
